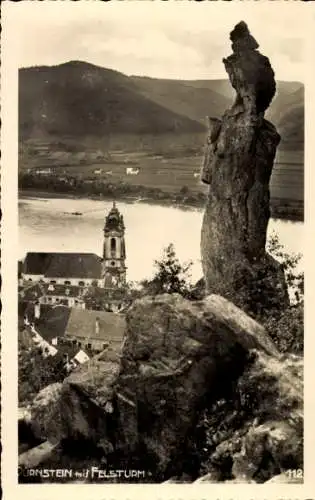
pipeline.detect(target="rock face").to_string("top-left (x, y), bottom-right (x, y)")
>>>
top-left (29, 383), bottom-right (63, 443)
top-left (42, 294), bottom-right (291, 479)
top-left (200, 21), bottom-right (289, 316)
top-left (197, 350), bottom-right (303, 483)
top-left (33, 294), bottom-right (302, 483)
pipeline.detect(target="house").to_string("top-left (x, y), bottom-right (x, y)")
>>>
top-left (64, 308), bottom-right (126, 352)
top-left (20, 304), bottom-right (90, 366)
top-left (126, 167), bottom-right (140, 175)
top-left (24, 303), bottom-right (126, 355)
top-left (34, 167), bottom-right (52, 175)
top-left (93, 169), bottom-right (102, 175)
top-left (41, 283), bottom-right (86, 309)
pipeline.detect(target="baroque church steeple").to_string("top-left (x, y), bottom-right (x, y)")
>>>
top-left (102, 202), bottom-right (127, 289)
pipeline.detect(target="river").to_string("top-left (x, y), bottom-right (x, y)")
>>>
top-left (19, 196), bottom-right (304, 283)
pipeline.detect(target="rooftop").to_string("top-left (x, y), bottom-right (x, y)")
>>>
top-left (65, 309), bottom-right (126, 342)
top-left (34, 305), bottom-right (71, 342)
top-left (23, 303), bottom-right (126, 345)
top-left (23, 252), bottom-right (102, 279)
top-left (104, 202), bottom-right (125, 233)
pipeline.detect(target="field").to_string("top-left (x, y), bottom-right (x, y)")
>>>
top-left (19, 142), bottom-right (304, 203)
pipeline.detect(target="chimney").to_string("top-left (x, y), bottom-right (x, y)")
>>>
top-left (34, 302), bottom-right (41, 319)
top-left (95, 317), bottom-right (100, 337)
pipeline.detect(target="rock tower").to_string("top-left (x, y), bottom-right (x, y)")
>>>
top-left (200, 21), bottom-right (289, 317)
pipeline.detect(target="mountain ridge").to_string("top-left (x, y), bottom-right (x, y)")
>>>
top-left (19, 60), bottom-right (304, 149)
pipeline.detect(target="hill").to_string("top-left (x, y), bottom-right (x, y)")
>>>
top-left (19, 61), bottom-right (205, 140)
top-left (19, 61), bottom-right (304, 149)
top-left (132, 76), bottom-right (304, 147)
top-left (129, 76), bottom-right (230, 126)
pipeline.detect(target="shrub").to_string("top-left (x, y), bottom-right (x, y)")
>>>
top-left (140, 243), bottom-right (193, 297)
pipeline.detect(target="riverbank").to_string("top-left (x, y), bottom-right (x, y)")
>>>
top-left (19, 188), bottom-right (304, 221)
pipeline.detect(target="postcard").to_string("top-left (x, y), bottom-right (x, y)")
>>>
top-left (1, 1), bottom-right (314, 499)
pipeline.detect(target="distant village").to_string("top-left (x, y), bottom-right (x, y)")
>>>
top-left (18, 202), bottom-right (128, 373)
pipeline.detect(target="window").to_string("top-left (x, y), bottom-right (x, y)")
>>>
top-left (78, 281), bottom-right (85, 287)
top-left (111, 261), bottom-right (115, 266)
top-left (47, 297), bottom-right (52, 302)
top-left (110, 238), bottom-right (116, 253)
top-left (86, 343), bottom-right (92, 350)
top-left (64, 280), bottom-right (71, 285)
top-left (103, 343), bottom-right (108, 350)
top-left (50, 280), bottom-right (56, 284)
top-left (110, 238), bottom-right (117, 258)
top-left (28, 278), bottom-right (33, 282)
top-left (72, 340), bottom-right (77, 345)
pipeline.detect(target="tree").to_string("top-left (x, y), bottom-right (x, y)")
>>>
top-left (18, 342), bottom-right (67, 405)
top-left (266, 231), bottom-right (304, 305)
top-left (141, 243), bottom-right (193, 297)
top-left (263, 231), bottom-right (304, 354)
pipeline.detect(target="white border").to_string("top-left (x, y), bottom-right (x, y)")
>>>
top-left (1, 1), bottom-right (315, 499)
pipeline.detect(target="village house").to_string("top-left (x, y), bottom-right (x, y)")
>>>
top-left (19, 303), bottom-right (90, 368)
top-left (21, 302), bottom-right (126, 355)
top-left (126, 167), bottom-right (140, 175)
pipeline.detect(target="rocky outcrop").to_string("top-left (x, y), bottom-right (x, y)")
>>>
top-left (200, 21), bottom-right (289, 317)
top-left (40, 293), bottom-right (301, 479)
top-left (31, 293), bottom-right (302, 483)
top-left (196, 350), bottom-right (303, 483)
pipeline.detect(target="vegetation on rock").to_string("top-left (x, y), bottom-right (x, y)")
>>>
top-left (18, 341), bottom-right (67, 405)
top-left (140, 243), bottom-right (193, 297)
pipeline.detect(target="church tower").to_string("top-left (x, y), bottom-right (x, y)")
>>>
top-left (102, 202), bottom-right (127, 289)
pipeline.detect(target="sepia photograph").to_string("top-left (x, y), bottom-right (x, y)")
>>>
top-left (1, 0), bottom-right (312, 491)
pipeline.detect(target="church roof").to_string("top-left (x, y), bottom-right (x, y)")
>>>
top-left (104, 202), bottom-right (125, 233)
top-left (23, 252), bottom-right (102, 279)
top-left (23, 252), bottom-right (51, 275)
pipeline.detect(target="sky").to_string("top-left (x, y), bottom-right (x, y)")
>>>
top-left (4, 1), bottom-right (312, 82)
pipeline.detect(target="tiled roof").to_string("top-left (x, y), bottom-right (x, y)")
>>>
top-left (34, 305), bottom-right (71, 342)
top-left (22, 252), bottom-right (102, 279)
top-left (55, 342), bottom-right (83, 361)
top-left (23, 253), bottom-right (51, 275)
top-left (44, 253), bottom-right (102, 279)
top-left (65, 309), bottom-right (126, 342)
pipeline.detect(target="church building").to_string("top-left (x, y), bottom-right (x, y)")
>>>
top-left (20, 202), bottom-right (128, 312)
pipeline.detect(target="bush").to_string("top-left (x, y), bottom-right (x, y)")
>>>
top-left (18, 343), bottom-right (67, 405)
top-left (263, 231), bottom-right (304, 354)
top-left (140, 243), bottom-right (193, 297)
